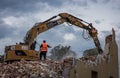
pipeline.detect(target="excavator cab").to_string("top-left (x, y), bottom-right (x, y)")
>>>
top-left (4, 44), bottom-right (39, 62)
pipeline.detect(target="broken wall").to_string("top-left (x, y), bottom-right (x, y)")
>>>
top-left (70, 29), bottom-right (119, 78)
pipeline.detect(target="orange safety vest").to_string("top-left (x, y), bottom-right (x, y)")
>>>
top-left (41, 43), bottom-right (48, 52)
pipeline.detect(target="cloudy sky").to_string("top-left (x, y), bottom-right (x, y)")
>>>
top-left (0, 0), bottom-right (120, 57)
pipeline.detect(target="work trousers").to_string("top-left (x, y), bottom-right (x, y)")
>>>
top-left (40, 51), bottom-right (47, 60)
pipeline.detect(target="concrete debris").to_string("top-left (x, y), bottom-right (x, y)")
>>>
top-left (0, 53), bottom-right (110, 78)
top-left (0, 52), bottom-right (108, 78)
top-left (78, 53), bottom-right (110, 68)
top-left (0, 58), bottom-right (73, 78)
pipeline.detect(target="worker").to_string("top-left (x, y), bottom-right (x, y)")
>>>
top-left (30, 41), bottom-right (36, 50)
top-left (40, 40), bottom-right (51, 60)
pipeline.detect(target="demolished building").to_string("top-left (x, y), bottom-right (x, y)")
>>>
top-left (0, 29), bottom-right (118, 78)
top-left (69, 28), bottom-right (119, 78)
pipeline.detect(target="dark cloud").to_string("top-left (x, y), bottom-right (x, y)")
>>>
top-left (0, 0), bottom-right (42, 16)
top-left (0, 0), bottom-right (64, 20)
top-left (0, 20), bottom-right (15, 39)
top-left (0, 0), bottom-right (36, 10)
top-left (0, 0), bottom-right (62, 13)
top-left (0, 0), bottom-right (113, 19)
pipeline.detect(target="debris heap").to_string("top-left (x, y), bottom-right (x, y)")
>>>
top-left (0, 54), bottom-right (111, 78)
top-left (0, 58), bottom-right (73, 78)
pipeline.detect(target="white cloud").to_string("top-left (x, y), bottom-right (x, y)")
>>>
top-left (63, 33), bottom-right (76, 41)
top-left (2, 16), bottom-right (16, 26)
top-left (72, 26), bottom-right (81, 31)
top-left (2, 16), bottom-right (28, 28)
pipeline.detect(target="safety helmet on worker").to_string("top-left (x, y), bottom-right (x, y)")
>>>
top-left (43, 40), bottom-right (46, 43)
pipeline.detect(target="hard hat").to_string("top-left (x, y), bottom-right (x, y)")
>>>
top-left (43, 40), bottom-right (46, 42)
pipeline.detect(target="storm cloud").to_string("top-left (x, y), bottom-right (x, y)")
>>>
top-left (0, 20), bottom-right (15, 38)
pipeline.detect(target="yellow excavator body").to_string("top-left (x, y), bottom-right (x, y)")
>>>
top-left (4, 45), bottom-right (39, 62)
top-left (4, 13), bottom-right (103, 62)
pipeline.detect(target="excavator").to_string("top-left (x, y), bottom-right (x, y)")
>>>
top-left (4, 13), bottom-right (103, 62)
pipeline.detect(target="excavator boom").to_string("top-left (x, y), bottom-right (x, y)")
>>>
top-left (4, 13), bottom-right (103, 62)
top-left (24, 13), bottom-right (103, 53)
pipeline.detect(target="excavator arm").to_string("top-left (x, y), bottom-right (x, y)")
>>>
top-left (24, 13), bottom-right (103, 53)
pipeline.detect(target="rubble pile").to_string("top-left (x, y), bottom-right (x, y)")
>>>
top-left (0, 58), bottom-right (73, 78)
top-left (79, 56), bottom-right (97, 67)
top-left (0, 55), bottom-right (110, 78)
top-left (78, 54), bottom-right (110, 67)
top-left (78, 33), bottom-right (112, 67)
top-left (0, 55), bottom-right (111, 78)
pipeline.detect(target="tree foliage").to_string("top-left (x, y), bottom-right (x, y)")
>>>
top-left (49, 44), bottom-right (76, 61)
top-left (83, 48), bottom-right (98, 57)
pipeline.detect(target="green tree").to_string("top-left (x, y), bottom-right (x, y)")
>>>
top-left (49, 44), bottom-right (76, 61)
top-left (83, 48), bottom-right (98, 57)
